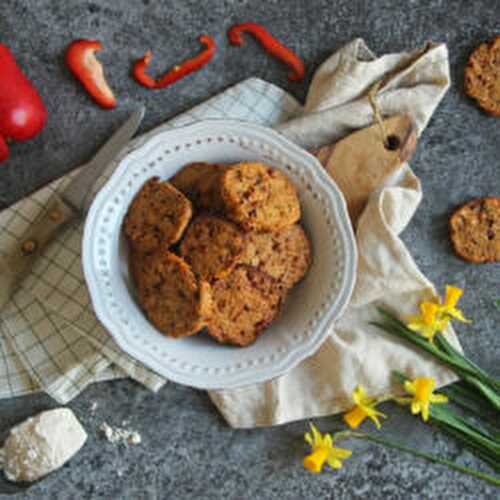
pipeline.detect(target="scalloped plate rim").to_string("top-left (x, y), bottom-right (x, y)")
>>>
top-left (82, 119), bottom-right (357, 389)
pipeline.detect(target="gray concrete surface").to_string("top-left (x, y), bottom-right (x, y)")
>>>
top-left (0, 0), bottom-right (499, 498)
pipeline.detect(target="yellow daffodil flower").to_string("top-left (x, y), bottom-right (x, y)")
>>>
top-left (407, 285), bottom-right (471, 342)
top-left (407, 301), bottom-right (449, 341)
top-left (303, 423), bottom-right (352, 473)
top-left (343, 385), bottom-right (386, 429)
top-left (439, 285), bottom-right (471, 323)
top-left (399, 377), bottom-right (448, 422)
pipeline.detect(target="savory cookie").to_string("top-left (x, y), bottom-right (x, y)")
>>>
top-left (221, 162), bottom-right (301, 231)
top-left (464, 35), bottom-right (500, 116)
top-left (124, 177), bottom-right (192, 253)
top-left (128, 247), bottom-right (144, 286)
top-left (170, 162), bottom-right (227, 212)
top-left (179, 214), bottom-right (246, 283)
top-left (239, 224), bottom-right (311, 290)
top-left (133, 250), bottom-right (212, 337)
top-left (208, 265), bottom-right (283, 347)
top-left (449, 197), bottom-right (500, 263)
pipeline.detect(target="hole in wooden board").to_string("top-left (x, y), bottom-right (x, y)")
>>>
top-left (385, 135), bottom-right (400, 151)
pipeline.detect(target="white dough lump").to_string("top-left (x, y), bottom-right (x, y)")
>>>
top-left (1, 408), bottom-right (87, 482)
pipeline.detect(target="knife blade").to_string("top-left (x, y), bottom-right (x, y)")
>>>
top-left (0, 107), bottom-right (145, 309)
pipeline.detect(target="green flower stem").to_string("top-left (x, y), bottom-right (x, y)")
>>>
top-left (334, 431), bottom-right (500, 487)
top-left (393, 371), bottom-right (500, 470)
top-left (373, 309), bottom-right (500, 410)
top-left (430, 406), bottom-right (500, 458)
top-left (435, 334), bottom-right (500, 391)
top-left (372, 316), bottom-right (481, 380)
top-left (394, 371), bottom-right (499, 452)
top-left (442, 386), bottom-right (489, 417)
top-left (439, 382), bottom-right (500, 441)
top-left (462, 376), bottom-right (500, 412)
top-left (442, 391), bottom-right (500, 439)
top-left (443, 382), bottom-right (497, 415)
top-left (433, 423), bottom-right (500, 472)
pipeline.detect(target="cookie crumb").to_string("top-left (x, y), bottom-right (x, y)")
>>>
top-left (100, 422), bottom-right (142, 446)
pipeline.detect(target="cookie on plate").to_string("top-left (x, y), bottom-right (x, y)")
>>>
top-left (464, 35), bottom-right (500, 116)
top-left (179, 214), bottom-right (246, 283)
top-left (239, 224), bottom-right (311, 290)
top-left (207, 265), bottom-right (283, 347)
top-left (128, 247), bottom-right (144, 286)
top-left (170, 162), bottom-right (227, 212)
top-left (133, 250), bottom-right (212, 337)
top-left (449, 196), bottom-right (500, 263)
top-left (221, 162), bottom-right (301, 232)
top-left (123, 177), bottom-right (192, 253)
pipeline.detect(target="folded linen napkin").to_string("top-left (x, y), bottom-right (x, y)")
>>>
top-left (209, 39), bottom-right (459, 427)
top-left (0, 39), bottom-right (457, 428)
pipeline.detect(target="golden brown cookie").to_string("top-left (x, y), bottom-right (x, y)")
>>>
top-left (449, 197), bottom-right (500, 263)
top-left (128, 247), bottom-right (143, 286)
top-left (123, 177), bottom-right (192, 253)
top-left (239, 224), bottom-right (311, 290)
top-left (221, 162), bottom-right (301, 232)
top-left (207, 265), bottom-right (283, 347)
top-left (464, 35), bottom-right (500, 116)
top-left (132, 250), bottom-right (212, 338)
top-left (170, 162), bottom-right (227, 212)
top-left (179, 214), bottom-right (246, 283)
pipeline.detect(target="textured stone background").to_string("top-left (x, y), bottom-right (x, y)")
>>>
top-left (0, 0), bottom-right (499, 498)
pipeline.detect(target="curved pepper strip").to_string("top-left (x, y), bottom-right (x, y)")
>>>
top-left (228, 23), bottom-right (305, 81)
top-left (133, 35), bottom-right (216, 89)
top-left (65, 40), bottom-right (117, 109)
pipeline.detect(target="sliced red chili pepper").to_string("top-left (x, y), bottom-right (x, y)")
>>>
top-left (133, 35), bottom-right (216, 89)
top-left (228, 23), bottom-right (305, 81)
top-left (65, 39), bottom-right (117, 109)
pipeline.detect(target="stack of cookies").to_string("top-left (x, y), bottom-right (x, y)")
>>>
top-left (123, 161), bottom-right (311, 347)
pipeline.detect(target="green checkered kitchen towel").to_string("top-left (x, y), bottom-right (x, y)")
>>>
top-left (0, 77), bottom-right (301, 403)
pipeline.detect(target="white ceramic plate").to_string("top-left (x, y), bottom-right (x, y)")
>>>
top-left (83, 120), bottom-right (357, 390)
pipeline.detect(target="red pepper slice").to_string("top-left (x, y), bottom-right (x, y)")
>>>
top-left (65, 40), bottom-right (117, 109)
top-left (133, 35), bottom-right (216, 89)
top-left (228, 23), bottom-right (305, 81)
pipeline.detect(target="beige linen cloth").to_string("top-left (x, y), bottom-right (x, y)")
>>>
top-left (209, 39), bottom-right (460, 427)
top-left (0, 39), bottom-right (459, 428)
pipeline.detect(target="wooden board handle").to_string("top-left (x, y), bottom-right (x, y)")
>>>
top-left (311, 114), bottom-right (418, 226)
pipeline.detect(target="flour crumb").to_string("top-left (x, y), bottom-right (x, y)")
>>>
top-left (100, 422), bottom-right (142, 445)
top-left (116, 469), bottom-right (124, 477)
top-left (90, 402), bottom-right (98, 414)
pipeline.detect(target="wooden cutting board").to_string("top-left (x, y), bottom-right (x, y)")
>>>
top-left (311, 115), bottom-right (417, 226)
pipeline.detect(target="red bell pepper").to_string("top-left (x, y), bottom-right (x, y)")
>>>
top-left (0, 44), bottom-right (48, 162)
top-left (133, 35), bottom-right (216, 89)
top-left (228, 23), bottom-right (305, 81)
top-left (65, 39), bottom-right (117, 109)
